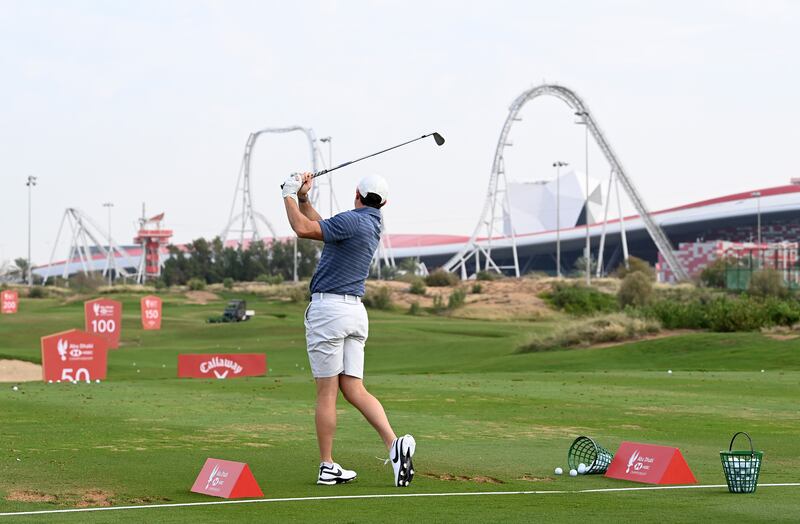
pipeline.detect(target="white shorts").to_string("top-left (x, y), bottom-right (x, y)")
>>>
top-left (304, 293), bottom-right (369, 379)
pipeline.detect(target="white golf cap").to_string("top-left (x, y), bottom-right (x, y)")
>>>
top-left (357, 174), bottom-right (389, 204)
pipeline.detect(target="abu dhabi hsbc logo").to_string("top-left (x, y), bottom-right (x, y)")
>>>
top-left (56, 338), bottom-right (95, 362)
top-left (205, 464), bottom-right (229, 490)
top-left (145, 299), bottom-right (159, 308)
top-left (93, 303), bottom-right (115, 316)
top-left (626, 449), bottom-right (654, 475)
top-left (199, 357), bottom-right (244, 379)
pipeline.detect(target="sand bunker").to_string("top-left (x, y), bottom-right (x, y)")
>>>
top-left (0, 359), bottom-right (42, 382)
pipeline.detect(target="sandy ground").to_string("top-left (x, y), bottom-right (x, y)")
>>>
top-left (0, 359), bottom-right (42, 382)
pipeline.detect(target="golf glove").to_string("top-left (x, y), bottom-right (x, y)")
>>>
top-left (282, 173), bottom-right (302, 199)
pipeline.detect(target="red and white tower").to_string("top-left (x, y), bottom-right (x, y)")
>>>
top-left (134, 209), bottom-right (172, 283)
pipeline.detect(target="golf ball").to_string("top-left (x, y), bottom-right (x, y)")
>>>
top-left (667, 370), bottom-right (673, 374)
top-left (71, 380), bottom-right (78, 385)
top-left (48, 380), bottom-right (53, 384)
top-left (95, 379), bottom-right (101, 384)
top-left (569, 469), bottom-right (578, 477)
top-left (136, 369), bottom-right (141, 373)
top-left (577, 463), bottom-right (587, 474)
top-left (12, 385), bottom-right (19, 391)
top-left (554, 467), bottom-right (563, 475)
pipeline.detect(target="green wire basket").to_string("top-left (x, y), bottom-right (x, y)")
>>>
top-left (567, 436), bottom-right (614, 474)
top-left (720, 432), bottom-right (763, 494)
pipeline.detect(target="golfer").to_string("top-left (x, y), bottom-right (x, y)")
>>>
top-left (282, 172), bottom-right (416, 487)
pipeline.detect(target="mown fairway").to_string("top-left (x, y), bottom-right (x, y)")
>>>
top-left (1, 293), bottom-right (799, 522)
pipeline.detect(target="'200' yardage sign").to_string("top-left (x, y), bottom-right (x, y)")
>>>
top-left (40, 329), bottom-right (109, 382)
top-left (1, 290), bottom-right (18, 314)
top-left (85, 298), bottom-right (122, 349)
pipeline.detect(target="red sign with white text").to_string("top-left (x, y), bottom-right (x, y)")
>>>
top-left (40, 329), bottom-right (109, 382)
top-left (605, 441), bottom-right (697, 485)
top-left (140, 295), bottom-right (162, 330)
top-left (84, 298), bottom-right (122, 349)
top-left (190, 458), bottom-right (263, 498)
top-left (1, 290), bottom-right (18, 314)
top-left (178, 354), bottom-right (267, 379)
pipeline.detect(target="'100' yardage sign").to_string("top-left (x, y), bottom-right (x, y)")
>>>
top-left (85, 298), bottom-right (122, 349)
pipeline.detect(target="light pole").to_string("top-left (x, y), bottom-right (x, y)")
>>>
top-left (320, 137), bottom-right (333, 216)
top-left (26, 175), bottom-right (37, 286)
top-left (751, 191), bottom-right (762, 245)
top-left (103, 202), bottom-right (114, 285)
top-left (575, 111), bottom-right (590, 285)
top-left (552, 161), bottom-right (568, 277)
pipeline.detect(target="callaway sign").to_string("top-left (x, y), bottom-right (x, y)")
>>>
top-left (190, 458), bottom-right (263, 498)
top-left (605, 441), bottom-right (697, 485)
top-left (140, 295), bottom-right (162, 330)
top-left (84, 298), bottom-right (122, 349)
top-left (1, 290), bottom-right (18, 314)
top-left (178, 354), bottom-right (267, 379)
top-left (40, 329), bottom-right (109, 382)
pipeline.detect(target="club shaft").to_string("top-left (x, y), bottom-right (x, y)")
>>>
top-left (311, 134), bottom-right (433, 179)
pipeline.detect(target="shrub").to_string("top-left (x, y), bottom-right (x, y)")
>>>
top-left (705, 296), bottom-right (766, 332)
top-left (408, 301), bottom-right (422, 316)
top-left (517, 314), bottom-right (660, 353)
top-left (641, 299), bottom-right (708, 329)
top-left (699, 257), bottom-right (735, 288)
top-left (223, 277), bottom-right (234, 290)
top-left (425, 269), bottom-right (459, 287)
top-left (763, 297), bottom-right (800, 326)
top-left (187, 278), bottom-right (206, 291)
top-left (69, 272), bottom-right (104, 293)
top-left (432, 294), bottom-right (446, 313)
top-left (476, 271), bottom-right (500, 281)
top-left (616, 256), bottom-right (654, 279)
top-left (256, 273), bottom-right (284, 285)
top-left (749, 269), bottom-right (788, 298)
top-left (28, 286), bottom-right (46, 299)
top-left (154, 279), bottom-right (167, 290)
top-left (471, 283), bottom-right (483, 294)
top-left (542, 282), bottom-right (618, 316)
top-left (409, 278), bottom-right (426, 295)
top-left (363, 286), bottom-right (393, 310)
top-left (618, 272), bottom-right (653, 308)
top-left (287, 286), bottom-right (310, 303)
top-left (448, 288), bottom-right (467, 309)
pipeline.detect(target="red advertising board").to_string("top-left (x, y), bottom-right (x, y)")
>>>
top-left (178, 354), bottom-right (267, 379)
top-left (84, 298), bottom-right (122, 349)
top-left (1, 290), bottom-right (18, 314)
top-left (40, 329), bottom-right (109, 382)
top-left (605, 441), bottom-right (697, 485)
top-left (140, 295), bottom-right (162, 330)
top-left (190, 458), bottom-right (263, 498)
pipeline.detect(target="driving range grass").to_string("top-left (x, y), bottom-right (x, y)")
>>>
top-left (1, 293), bottom-right (799, 522)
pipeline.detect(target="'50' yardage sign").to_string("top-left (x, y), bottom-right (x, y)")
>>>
top-left (84, 298), bottom-right (122, 349)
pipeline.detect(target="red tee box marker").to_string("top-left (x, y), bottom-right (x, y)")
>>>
top-left (190, 458), bottom-right (264, 498)
top-left (84, 298), bottom-right (122, 349)
top-left (140, 295), bottom-right (162, 330)
top-left (1, 290), bottom-right (18, 314)
top-left (605, 441), bottom-right (697, 485)
top-left (178, 354), bottom-right (267, 379)
top-left (40, 329), bottom-right (109, 383)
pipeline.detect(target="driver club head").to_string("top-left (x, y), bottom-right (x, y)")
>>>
top-left (432, 132), bottom-right (445, 146)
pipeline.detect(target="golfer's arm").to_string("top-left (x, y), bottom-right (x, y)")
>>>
top-left (299, 198), bottom-right (322, 221)
top-left (284, 197), bottom-right (323, 240)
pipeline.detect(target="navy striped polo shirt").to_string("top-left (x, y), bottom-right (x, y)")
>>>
top-left (310, 207), bottom-right (382, 297)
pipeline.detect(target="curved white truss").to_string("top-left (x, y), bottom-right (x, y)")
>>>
top-left (443, 83), bottom-right (689, 281)
top-left (221, 126), bottom-right (320, 246)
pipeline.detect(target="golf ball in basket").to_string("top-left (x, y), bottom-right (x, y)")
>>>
top-left (569, 469), bottom-right (578, 477)
top-left (577, 463), bottom-right (587, 474)
top-left (554, 467), bottom-right (563, 475)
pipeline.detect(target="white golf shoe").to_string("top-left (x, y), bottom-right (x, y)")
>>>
top-left (390, 434), bottom-right (416, 487)
top-left (317, 462), bottom-right (357, 485)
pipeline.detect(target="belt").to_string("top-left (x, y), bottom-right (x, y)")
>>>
top-left (311, 292), bottom-right (362, 303)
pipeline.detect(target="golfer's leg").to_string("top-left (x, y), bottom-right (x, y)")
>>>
top-left (315, 376), bottom-right (340, 463)
top-left (340, 375), bottom-right (396, 449)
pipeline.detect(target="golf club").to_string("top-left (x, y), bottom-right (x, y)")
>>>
top-left (281, 132), bottom-right (445, 188)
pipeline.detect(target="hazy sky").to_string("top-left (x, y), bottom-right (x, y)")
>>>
top-left (1, 0), bottom-right (798, 264)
